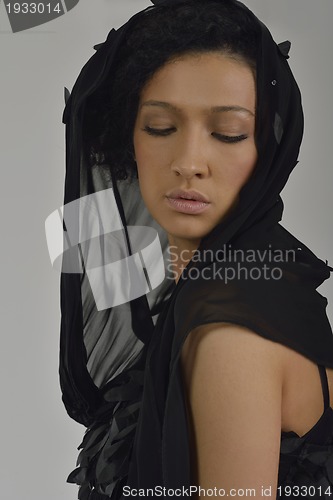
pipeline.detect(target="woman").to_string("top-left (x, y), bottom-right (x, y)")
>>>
top-left (60, 0), bottom-right (333, 498)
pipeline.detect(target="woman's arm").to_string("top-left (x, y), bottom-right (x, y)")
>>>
top-left (180, 323), bottom-right (285, 499)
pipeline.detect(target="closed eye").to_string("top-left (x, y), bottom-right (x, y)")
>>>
top-left (143, 127), bottom-right (248, 143)
top-left (212, 133), bottom-right (248, 144)
top-left (143, 126), bottom-right (176, 137)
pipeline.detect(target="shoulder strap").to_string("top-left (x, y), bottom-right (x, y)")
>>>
top-left (318, 365), bottom-right (330, 410)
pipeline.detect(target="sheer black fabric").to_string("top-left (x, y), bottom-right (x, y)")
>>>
top-left (59, 0), bottom-right (333, 498)
top-left (278, 366), bottom-right (333, 499)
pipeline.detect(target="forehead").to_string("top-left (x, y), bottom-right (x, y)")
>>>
top-left (139, 52), bottom-right (256, 115)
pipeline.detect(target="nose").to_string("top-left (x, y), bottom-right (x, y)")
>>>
top-left (170, 132), bottom-right (209, 179)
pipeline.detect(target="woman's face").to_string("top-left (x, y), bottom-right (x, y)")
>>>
top-left (133, 52), bottom-right (257, 250)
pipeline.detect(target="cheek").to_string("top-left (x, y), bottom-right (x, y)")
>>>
top-left (133, 129), bottom-right (145, 166)
top-left (133, 134), bottom-right (150, 185)
top-left (216, 145), bottom-right (257, 193)
top-left (134, 132), bottom-right (160, 173)
top-left (134, 136), bottom-right (173, 195)
top-left (133, 134), bottom-right (160, 205)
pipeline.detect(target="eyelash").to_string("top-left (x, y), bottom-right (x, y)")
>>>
top-left (212, 133), bottom-right (248, 144)
top-left (143, 126), bottom-right (248, 144)
top-left (143, 126), bottom-right (176, 137)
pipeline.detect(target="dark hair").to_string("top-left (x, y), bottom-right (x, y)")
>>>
top-left (84, 0), bottom-right (259, 179)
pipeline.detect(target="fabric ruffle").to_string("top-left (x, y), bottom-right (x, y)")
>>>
top-left (67, 365), bottom-right (145, 499)
top-left (278, 408), bottom-right (333, 498)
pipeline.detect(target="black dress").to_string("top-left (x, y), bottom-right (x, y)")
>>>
top-left (67, 309), bottom-right (333, 499)
top-left (278, 365), bottom-right (333, 497)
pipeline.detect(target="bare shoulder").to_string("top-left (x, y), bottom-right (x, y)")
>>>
top-left (181, 322), bottom-right (287, 389)
top-left (180, 321), bottom-right (333, 485)
top-left (183, 320), bottom-right (284, 353)
top-left (180, 323), bottom-right (285, 494)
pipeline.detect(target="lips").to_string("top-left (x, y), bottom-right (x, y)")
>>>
top-left (165, 189), bottom-right (210, 215)
top-left (166, 189), bottom-right (210, 203)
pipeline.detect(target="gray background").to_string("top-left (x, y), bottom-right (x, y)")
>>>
top-left (0, 0), bottom-right (332, 498)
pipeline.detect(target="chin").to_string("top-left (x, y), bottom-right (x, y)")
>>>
top-left (164, 218), bottom-right (215, 243)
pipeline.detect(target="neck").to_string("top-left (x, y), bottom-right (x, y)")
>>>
top-left (167, 235), bottom-right (200, 283)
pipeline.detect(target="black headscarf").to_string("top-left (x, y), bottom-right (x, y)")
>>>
top-left (59, 0), bottom-right (333, 498)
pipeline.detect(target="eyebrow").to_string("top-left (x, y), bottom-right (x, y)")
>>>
top-left (141, 100), bottom-right (255, 117)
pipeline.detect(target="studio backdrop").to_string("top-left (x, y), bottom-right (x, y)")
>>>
top-left (0, 1), bottom-right (332, 499)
